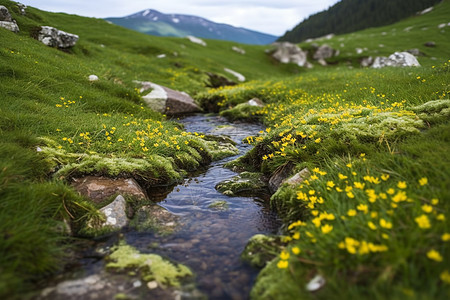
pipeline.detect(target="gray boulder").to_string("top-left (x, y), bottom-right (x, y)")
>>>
top-left (360, 56), bottom-right (374, 67)
top-left (138, 81), bottom-right (201, 115)
top-left (271, 42), bottom-right (311, 68)
top-left (100, 195), bottom-right (128, 229)
top-left (37, 26), bottom-right (79, 48)
top-left (0, 5), bottom-right (12, 21)
top-left (424, 41), bottom-right (436, 47)
top-left (371, 52), bottom-right (420, 68)
top-left (313, 44), bottom-right (336, 60)
top-left (0, 5), bottom-right (19, 33)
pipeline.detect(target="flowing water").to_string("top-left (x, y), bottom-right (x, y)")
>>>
top-left (127, 114), bottom-right (281, 299)
top-left (38, 114), bottom-right (280, 300)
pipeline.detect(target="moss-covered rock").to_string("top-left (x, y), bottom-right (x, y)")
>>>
top-left (106, 241), bottom-right (192, 288)
top-left (208, 200), bottom-right (229, 211)
top-left (219, 102), bottom-right (263, 122)
top-left (241, 234), bottom-right (284, 268)
top-left (411, 99), bottom-right (450, 124)
top-left (215, 171), bottom-right (269, 197)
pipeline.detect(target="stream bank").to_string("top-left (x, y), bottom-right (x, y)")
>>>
top-left (36, 114), bottom-right (281, 300)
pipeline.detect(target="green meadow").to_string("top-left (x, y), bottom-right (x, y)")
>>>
top-left (0, 0), bottom-right (449, 299)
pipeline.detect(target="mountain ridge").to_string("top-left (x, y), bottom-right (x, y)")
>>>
top-left (106, 9), bottom-right (277, 45)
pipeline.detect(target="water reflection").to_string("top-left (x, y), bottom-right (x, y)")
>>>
top-left (126, 114), bottom-right (280, 299)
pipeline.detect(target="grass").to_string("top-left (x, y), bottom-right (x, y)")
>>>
top-left (0, 0), bottom-right (449, 299)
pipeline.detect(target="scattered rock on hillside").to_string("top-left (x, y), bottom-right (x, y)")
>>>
top-left (360, 56), bottom-right (374, 67)
top-left (88, 74), bottom-right (99, 81)
top-left (406, 48), bottom-right (425, 56)
top-left (248, 98), bottom-right (265, 107)
top-left (36, 26), bottom-right (79, 48)
top-left (206, 72), bottom-right (236, 88)
top-left (232, 46), bottom-right (245, 54)
top-left (424, 41), bottom-right (436, 47)
top-left (100, 195), bottom-right (128, 229)
top-left (271, 42), bottom-right (311, 68)
top-left (313, 44), bottom-right (337, 61)
top-left (371, 52), bottom-right (420, 68)
top-left (16, 2), bottom-right (26, 15)
top-left (71, 176), bottom-right (148, 204)
top-left (418, 7), bottom-right (433, 15)
top-left (187, 35), bottom-right (206, 46)
top-left (0, 5), bottom-right (19, 33)
top-left (137, 81), bottom-right (201, 115)
top-left (224, 67), bottom-right (245, 82)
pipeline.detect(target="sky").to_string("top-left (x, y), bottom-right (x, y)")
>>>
top-left (21, 0), bottom-right (340, 36)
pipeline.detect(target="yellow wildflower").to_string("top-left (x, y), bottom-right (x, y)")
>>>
top-left (321, 224), bottom-right (333, 234)
top-left (280, 250), bottom-right (290, 260)
top-left (437, 214), bottom-right (446, 221)
top-left (277, 260), bottom-right (289, 269)
top-left (354, 182), bottom-right (365, 189)
top-left (442, 233), bottom-right (450, 242)
top-left (292, 247), bottom-right (301, 255)
top-left (379, 218), bottom-right (392, 229)
top-left (397, 181), bottom-right (407, 189)
top-left (357, 204), bottom-right (368, 214)
top-left (440, 270), bottom-right (450, 284)
top-left (418, 177), bottom-right (428, 186)
top-left (415, 214), bottom-right (431, 229)
top-left (381, 174), bottom-right (390, 181)
top-left (387, 188), bottom-right (395, 195)
top-left (347, 209), bottom-right (357, 217)
top-left (327, 181), bottom-right (335, 188)
top-left (427, 249), bottom-right (443, 262)
top-left (368, 221), bottom-right (377, 230)
top-left (431, 198), bottom-right (439, 205)
top-left (338, 173), bottom-right (348, 180)
top-left (421, 204), bottom-right (433, 213)
top-left (292, 232), bottom-right (300, 240)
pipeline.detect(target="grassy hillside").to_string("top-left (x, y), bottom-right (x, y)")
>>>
top-left (0, 0), bottom-right (449, 299)
top-left (298, 0), bottom-right (450, 68)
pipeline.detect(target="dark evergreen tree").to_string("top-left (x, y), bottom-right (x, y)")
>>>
top-left (279, 0), bottom-right (442, 43)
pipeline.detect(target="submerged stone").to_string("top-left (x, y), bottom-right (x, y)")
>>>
top-left (216, 171), bottom-right (268, 197)
top-left (208, 200), bottom-right (229, 211)
top-left (130, 204), bottom-right (181, 235)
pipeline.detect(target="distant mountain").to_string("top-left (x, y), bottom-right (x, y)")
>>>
top-left (105, 9), bottom-right (277, 45)
top-left (279, 0), bottom-right (442, 43)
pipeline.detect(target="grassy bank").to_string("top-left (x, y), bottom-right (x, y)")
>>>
top-left (199, 2), bottom-right (450, 296)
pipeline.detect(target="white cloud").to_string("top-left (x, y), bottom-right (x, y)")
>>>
top-left (21, 0), bottom-right (339, 36)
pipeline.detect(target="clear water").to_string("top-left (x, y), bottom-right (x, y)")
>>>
top-left (126, 114), bottom-right (281, 299)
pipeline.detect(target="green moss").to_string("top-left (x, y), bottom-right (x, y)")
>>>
top-left (220, 103), bottom-right (263, 122)
top-left (39, 142), bottom-right (182, 185)
top-left (250, 258), bottom-right (304, 300)
top-left (241, 234), bottom-right (284, 268)
top-left (411, 99), bottom-right (450, 124)
top-left (204, 139), bottom-right (239, 160)
top-left (106, 241), bottom-right (192, 288)
top-left (215, 171), bottom-right (268, 197)
top-left (208, 200), bottom-right (229, 211)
